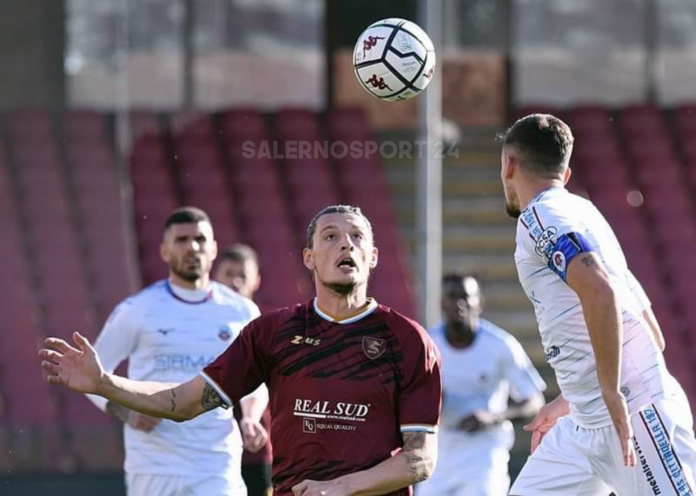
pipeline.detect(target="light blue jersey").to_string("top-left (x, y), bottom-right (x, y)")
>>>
top-left (515, 187), bottom-right (672, 428)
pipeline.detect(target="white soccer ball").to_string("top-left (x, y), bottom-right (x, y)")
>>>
top-left (353, 18), bottom-right (436, 102)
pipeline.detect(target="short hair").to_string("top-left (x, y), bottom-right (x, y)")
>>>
top-left (500, 114), bottom-right (575, 178)
top-left (442, 272), bottom-right (479, 287)
top-left (218, 243), bottom-right (259, 265)
top-left (164, 206), bottom-right (210, 231)
top-left (305, 205), bottom-right (374, 248)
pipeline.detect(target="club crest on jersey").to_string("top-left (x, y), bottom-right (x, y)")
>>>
top-left (534, 226), bottom-right (557, 258)
top-left (218, 326), bottom-right (231, 341)
top-left (362, 337), bottom-right (386, 359)
top-left (552, 251), bottom-right (566, 272)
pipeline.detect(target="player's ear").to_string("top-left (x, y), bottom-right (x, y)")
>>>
top-left (501, 146), bottom-right (516, 180)
top-left (160, 242), bottom-right (170, 264)
top-left (303, 247), bottom-right (315, 271)
top-left (369, 246), bottom-right (378, 269)
top-left (562, 166), bottom-right (572, 185)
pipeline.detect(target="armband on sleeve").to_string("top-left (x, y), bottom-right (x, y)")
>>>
top-left (547, 232), bottom-right (593, 281)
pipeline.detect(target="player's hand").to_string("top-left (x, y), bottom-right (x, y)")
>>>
top-left (240, 417), bottom-right (268, 453)
top-left (603, 390), bottom-right (636, 467)
top-left (292, 479), bottom-right (351, 496)
top-left (127, 411), bottom-right (162, 433)
top-left (39, 332), bottom-right (104, 394)
top-left (457, 410), bottom-right (498, 433)
top-left (524, 394), bottom-right (570, 453)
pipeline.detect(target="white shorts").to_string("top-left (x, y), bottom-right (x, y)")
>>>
top-left (417, 426), bottom-right (512, 496)
top-left (125, 473), bottom-right (247, 496)
top-left (510, 392), bottom-right (696, 496)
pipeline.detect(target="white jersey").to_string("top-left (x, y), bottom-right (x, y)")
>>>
top-left (515, 186), bottom-right (673, 428)
top-left (418, 320), bottom-right (546, 496)
top-left (431, 319), bottom-right (546, 445)
top-left (87, 280), bottom-right (265, 478)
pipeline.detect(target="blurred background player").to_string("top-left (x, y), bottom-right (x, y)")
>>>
top-left (86, 207), bottom-right (269, 496)
top-left (417, 273), bottom-right (545, 496)
top-left (214, 243), bottom-right (273, 496)
top-left (502, 115), bottom-right (696, 495)
top-left (40, 205), bottom-right (442, 496)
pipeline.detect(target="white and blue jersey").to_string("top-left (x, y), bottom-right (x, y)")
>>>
top-left (515, 186), bottom-right (673, 428)
top-left (417, 320), bottom-right (545, 496)
top-left (87, 280), bottom-right (265, 479)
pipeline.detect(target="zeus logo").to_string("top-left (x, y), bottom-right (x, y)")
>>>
top-left (291, 336), bottom-right (321, 346)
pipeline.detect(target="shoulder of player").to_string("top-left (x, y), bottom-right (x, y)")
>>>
top-left (116, 280), bottom-right (167, 311)
top-left (478, 319), bottom-right (523, 351)
top-left (377, 304), bottom-right (433, 345)
top-left (243, 302), bottom-right (307, 334)
top-left (211, 282), bottom-right (259, 312)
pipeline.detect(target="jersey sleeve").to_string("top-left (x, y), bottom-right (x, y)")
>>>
top-left (86, 299), bottom-right (141, 411)
top-left (200, 315), bottom-right (272, 409)
top-left (398, 321), bottom-right (442, 434)
top-left (625, 269), bottom-right (652, 312)
top-left (519, 202), bottom-right (594, 281)
top-left (500, 334), bottom-right (547, 402)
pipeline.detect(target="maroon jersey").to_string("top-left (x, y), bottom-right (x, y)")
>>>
top-left (202, 299), bottom-right (442, 495)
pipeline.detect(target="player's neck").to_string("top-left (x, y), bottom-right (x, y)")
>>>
top-left (315, 287), bottom-right (370, 321)
top-left (518, 178), bottom-right (565, 211)
top-left (168, 274), bottom-right (210, 291)
top-left (445, 321), bottom-right (477, 349)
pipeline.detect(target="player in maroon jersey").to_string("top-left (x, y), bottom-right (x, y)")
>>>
top-left (39, 205), bottom-right (442, 496)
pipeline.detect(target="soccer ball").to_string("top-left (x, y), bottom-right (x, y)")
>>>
top-left (353, 18), bottom-right (436, 102)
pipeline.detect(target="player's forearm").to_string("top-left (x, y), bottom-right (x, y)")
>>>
top-left (336, 433), bottom-right (437, 495)
top-left (581, 287), bottom-right (623, 395)
top-left (240, 396), bottom-right (266, 423)
top-left (337, 452), bottom-right (431, 495)
top-left (500, 394), bottom-right (545, 422)
top-left (97, 374), bottom-right (192, 422)
top-left (106, 401), bottom-right (131, 423)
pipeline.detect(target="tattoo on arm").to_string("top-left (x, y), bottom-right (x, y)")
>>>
top-left (170, 388), bottom-right (177, 413)
top-left (581, 255), bottom-right (595, 267)
top-left (201, 383), bottom-right (225, 412)
top-left (402, 431), bottom-right (436, 484)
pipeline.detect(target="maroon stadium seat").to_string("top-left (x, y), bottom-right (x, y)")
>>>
top-left (220, 109), bottom-right (268, 141)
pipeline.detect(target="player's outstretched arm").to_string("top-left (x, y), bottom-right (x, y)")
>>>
top-left (40, 332), bottom-right (225, 422)
top-left (291, 431), bottom-right (437, 496)
top-left (567, 252), bottom-right (635, 467)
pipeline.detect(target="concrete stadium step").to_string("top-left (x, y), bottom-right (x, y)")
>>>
top-left (382, 151), bottom-right (500, 169)
top-left (483, 309), bottom-right (538, 339)
top-left (385, 162), bottom-right (502, 183)
top-left (442, 253), bottom-right (518, 280)
top-left (479, 280), bottom-right (531, 309)
top-left (397, 208), bottom-right (513, 226)
top-left (392, 180), bottom-right (503, 196)
top-left (404, 235), bottom-right (516, 254)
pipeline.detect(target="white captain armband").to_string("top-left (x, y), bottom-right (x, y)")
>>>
top-left (547, 232), bottom-right (593, 281)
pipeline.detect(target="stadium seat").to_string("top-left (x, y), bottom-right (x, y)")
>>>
top-left (327, 107), bottom-right (371, 141)
top-left (169, 111), bottom-right (218, 141)
top-left (274, 108), bottom-right (322, 140)
top-left (220, 109), bottom-right (268, 141)
top-left (63, 110), bottom-right (111, 143)
top-left (7, 109), bottom-right (54, 141)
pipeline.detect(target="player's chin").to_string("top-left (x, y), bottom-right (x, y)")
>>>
top-left (177, 267), bottom-right (204, 282)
